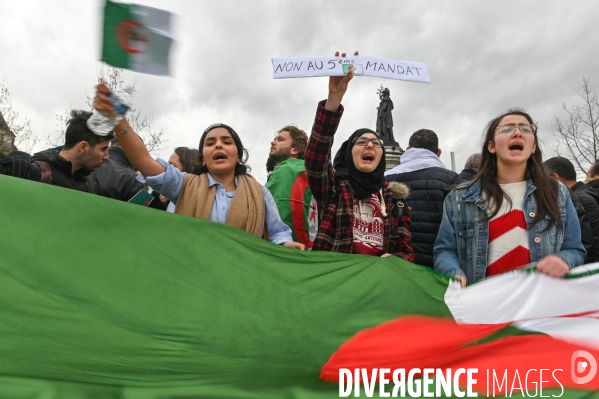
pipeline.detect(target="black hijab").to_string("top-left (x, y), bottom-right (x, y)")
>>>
top-left (333, 128), bottom-right (386, 200)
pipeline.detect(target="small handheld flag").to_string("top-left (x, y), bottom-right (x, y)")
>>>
top-left (101, 0), bottom-right (174, 76)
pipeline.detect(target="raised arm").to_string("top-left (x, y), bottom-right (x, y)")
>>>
top-left (305, 51), bottom-right (356, 206)
top-left (93, 84), bottom-right (165, 177)
top-left (324, 51), bottom-right (355, 112)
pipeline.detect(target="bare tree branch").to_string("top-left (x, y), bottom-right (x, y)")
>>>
top-left (0, 75), bottom-right (38, 154)
top-left (52, 67), bottom-right (167, 154)
top-left (551, 78), bottom-right (599, 175)
top-left (47, 109), bottom-right (71, 148)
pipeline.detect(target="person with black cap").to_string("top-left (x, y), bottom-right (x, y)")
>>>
top-left (304, 51), bottom-right (413, 260)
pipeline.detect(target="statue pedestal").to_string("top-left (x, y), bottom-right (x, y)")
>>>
top-left (384, 144), bottom-right (404, 171)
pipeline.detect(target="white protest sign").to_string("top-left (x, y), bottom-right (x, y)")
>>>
top-left (272, 55), bottom-right (430, 83)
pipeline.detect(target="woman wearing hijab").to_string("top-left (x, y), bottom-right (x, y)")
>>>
top-left (305, 51), bottom-right (414, 260)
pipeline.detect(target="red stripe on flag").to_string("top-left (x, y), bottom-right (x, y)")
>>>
top-left (488, 209), bottom-right (527, 243)
top-left (321, 316), bottom-right (599, 395)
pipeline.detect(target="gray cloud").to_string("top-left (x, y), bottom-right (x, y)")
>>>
top-left (1, 0), bottom-right (598, 182)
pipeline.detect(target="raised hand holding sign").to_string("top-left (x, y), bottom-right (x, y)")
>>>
top-left (325, 51), bottom-right (357, 112)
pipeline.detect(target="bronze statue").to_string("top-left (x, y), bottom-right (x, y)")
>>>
top-left (376, 85), bottom-right (398, 146)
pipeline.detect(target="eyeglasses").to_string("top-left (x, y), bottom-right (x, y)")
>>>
top-left (352, 137), bottom-right (384, 148)
top-left (495, 124), bottom-right (537, 135)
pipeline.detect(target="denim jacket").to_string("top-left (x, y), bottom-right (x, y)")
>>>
top-left (433, 179), bottom-right (586, 283)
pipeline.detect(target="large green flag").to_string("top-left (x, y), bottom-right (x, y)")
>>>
top-left (0, 175), bottom-right (598, 398)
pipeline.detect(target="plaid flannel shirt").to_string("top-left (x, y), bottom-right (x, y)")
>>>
top-left (305, 100), bottom-right (414, 261)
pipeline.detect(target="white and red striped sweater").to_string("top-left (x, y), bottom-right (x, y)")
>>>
top-left (486, 182), bottom-right (531, 277)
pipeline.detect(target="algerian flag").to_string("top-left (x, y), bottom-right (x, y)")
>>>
top-left (322, 266), bottom-right (599, 397)
top-left (265, 159), bottom-right (318, 248)
top-left (101, 0), bottom-right (173, 75)
top-left (0, 174), bottom-right (598, 398)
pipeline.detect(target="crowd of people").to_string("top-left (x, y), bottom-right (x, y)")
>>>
top-left (1, 52), bottom-right (597, 287)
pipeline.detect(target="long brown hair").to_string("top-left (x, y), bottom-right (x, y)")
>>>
top-left (174, 147), bottom-right (201, 173)
top-left (470, 109), bottom-right (561, 229)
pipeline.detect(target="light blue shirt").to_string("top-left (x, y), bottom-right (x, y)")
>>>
top-left (138, 158), bottom-right (293, 244)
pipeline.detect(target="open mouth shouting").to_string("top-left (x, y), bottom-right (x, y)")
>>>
top-left (362, 153), bottom-right (376, 162)
top-left (351, 133), bottom-right (383, 173)
top-left (354, 150), bottom-right (381, 172)
top-left (213, 152), bottom-right (228, 162)
top-left (509, 142), bottom-right (524, 152)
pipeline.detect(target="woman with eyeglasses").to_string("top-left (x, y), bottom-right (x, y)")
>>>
top-left (304, 51), bottom-right (414, 260)
top-left (434, 109), bottom-right (585, 287)
top-left (92, 84), bottom-right (305, 251)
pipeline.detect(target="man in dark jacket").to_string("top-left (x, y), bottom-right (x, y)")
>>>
top-left (89, 137), bottom-right (143, 201)
top-left (569, 191), bottom-right (596, 264)
top-left (545, 157), bottom-right (599, 263)
top-left (88, 137), bottom-right (166, 210)
top-left (0, 110), bottom-right (112, 192)
top-left (457, 153), bottom-right (481, 181)
top-left (586, 162), bottom-right (599, 197)
top-left (384, 129), bottom-right (462, 267)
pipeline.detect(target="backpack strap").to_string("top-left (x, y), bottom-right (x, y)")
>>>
top-left (391, 198), bottom-right (406, 220)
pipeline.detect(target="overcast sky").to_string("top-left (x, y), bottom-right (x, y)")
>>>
top-left (1, 0), bottom-right (599, 183)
